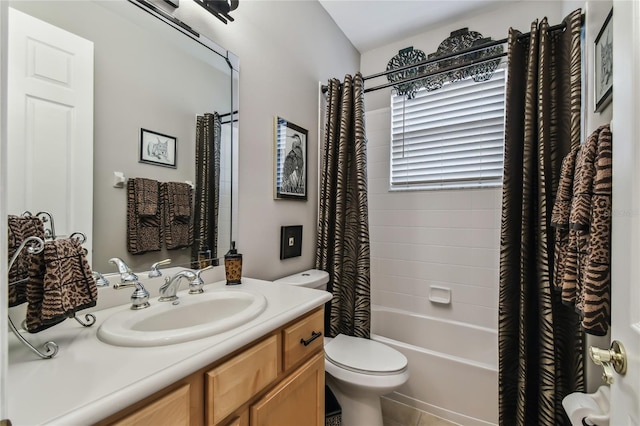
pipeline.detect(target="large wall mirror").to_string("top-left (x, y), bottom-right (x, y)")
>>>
top-left (6, 0), bottom-right (238, 274)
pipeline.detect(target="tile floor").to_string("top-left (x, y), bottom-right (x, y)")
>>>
top-left (381, 397), bottom-right (458, 426)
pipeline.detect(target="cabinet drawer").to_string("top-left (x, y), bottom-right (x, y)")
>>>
top-left (205, 335), bottom-right (278, 426)
top-left (282, 308), bottom-right (324, 371)
top-left (111, 383), bottom-right (190, 426)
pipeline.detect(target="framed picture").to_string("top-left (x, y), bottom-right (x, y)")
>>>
top-left (274, 116), bottom-right (307, 200)
top-left (594, 8), bottom-right (613, 113)
top-left (139, 128), bottom-right (177, 168)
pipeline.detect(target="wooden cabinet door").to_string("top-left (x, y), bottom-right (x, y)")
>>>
top-left (206, 335), bottom-right (279, 426)
top-left (110, 383), bottom-right (191, 426)
top-left (250, 352), bottom-right (324, 426)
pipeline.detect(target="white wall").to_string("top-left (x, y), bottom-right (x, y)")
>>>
top-left (361, 1), bottom-right (568, 329)
top-left (180, 1), bottom-right (361, 281)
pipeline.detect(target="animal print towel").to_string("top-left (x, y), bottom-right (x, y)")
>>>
top-left (127, 178), bottom-right (162, 254)
top-left (551, 124), bottom-right (612, 336)
top-left (8, 215), bottom-right (45, 307)
top-left (162, 182), bottom-right (193, 250)
top-left (26, 238), bottom-right (97, 333)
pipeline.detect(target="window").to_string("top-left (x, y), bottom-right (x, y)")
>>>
top-left (390, 66), bottom-right (506, 190)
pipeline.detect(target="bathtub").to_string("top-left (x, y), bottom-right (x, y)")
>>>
top-left (371, 306), bottom-right (498, 426)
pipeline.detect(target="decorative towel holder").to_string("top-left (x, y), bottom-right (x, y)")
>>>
top-left (7, 235), bottom-right (96, 359)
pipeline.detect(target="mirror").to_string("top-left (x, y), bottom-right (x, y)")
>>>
top-left (6, 0), bottom-right (238, 273)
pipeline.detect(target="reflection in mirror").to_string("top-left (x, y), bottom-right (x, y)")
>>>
top-left (6, 0), bottom-right (238, 274)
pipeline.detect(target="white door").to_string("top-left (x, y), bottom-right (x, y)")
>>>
top-left (609, 0), bottom-right (640, 423)
top-left (7, 7), bottom-right (93, 261)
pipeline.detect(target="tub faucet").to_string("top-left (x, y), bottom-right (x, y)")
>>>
top-left (159, 266), bottom-right (213, 302)
top-left (108, 257), bottom-right (150, 310)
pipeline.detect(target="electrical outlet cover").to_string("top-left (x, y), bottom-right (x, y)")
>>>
top-left (280, 225), bottom-right (302, 259)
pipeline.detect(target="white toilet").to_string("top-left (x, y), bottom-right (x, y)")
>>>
top-left (274, 269), bottom-right (409, 426)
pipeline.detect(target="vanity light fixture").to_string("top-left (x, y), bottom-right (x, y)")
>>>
top-left (194, 0), bottom-right (239, 24)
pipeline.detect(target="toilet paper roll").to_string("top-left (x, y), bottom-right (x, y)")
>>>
top-left (562, 387), bottom-right (610, 426)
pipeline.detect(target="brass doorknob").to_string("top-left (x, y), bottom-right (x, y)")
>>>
top-left (589, 340), bottom-right (627, 384)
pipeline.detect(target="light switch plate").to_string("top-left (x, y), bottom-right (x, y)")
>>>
top-left (280, 225), bottom-right (302, 259)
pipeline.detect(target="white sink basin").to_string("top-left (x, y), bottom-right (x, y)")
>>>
top-left (97, 289), bottom-right (267, 347)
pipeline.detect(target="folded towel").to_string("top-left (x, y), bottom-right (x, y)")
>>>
top-left (41, 238), bottom-right (97, 323)
top-left (8, 216), bottom-right (45, 307)
top-left (26, 238), bottom-right (97, 333)
top-left (135, 177), bottom-right (159, 216)
top-left (161, 182), bottom-right (193, 250)
top-left (127, 178), bottom-right (162, 255)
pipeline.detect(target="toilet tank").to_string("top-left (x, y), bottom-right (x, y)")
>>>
top-left (273, 269), bottom-right (329, 291)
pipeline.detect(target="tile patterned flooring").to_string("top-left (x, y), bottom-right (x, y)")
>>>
top-left (381, 397), bottom-right (458, 426)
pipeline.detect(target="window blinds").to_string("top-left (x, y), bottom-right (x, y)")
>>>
top-left (390, 67), bottom-right (506, 190)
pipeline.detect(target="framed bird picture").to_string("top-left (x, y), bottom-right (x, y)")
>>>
top-left (274, 116), bottom-right (307, 200)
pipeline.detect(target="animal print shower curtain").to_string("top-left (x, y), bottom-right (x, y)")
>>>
top-left (499, 10), bottom-right (584, 426)
top-left (192, 112), bottom-right (221, 267)
top-left (316, 73), bottom-right (371, 338)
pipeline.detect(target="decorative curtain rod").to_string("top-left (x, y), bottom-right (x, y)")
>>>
top-left (321, 16), bottom-right (582, 95)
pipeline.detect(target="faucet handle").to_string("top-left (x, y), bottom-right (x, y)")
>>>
top-left (188, 265), bottom-right (214, 294)
top-left (148, 258), bottom-right (172, 278)
top-left (194, 265), bottom-right (213, 280)
top-left (92, 271), bottom-right (110, 287)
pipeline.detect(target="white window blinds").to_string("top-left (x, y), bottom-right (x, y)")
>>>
top-left (390, 66), bottom-right (506, 190)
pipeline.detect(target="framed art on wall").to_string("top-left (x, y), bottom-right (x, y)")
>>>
top-left (139, 128), bottom-right (177, 168)
top-left (594, 8), bottom-right (613, 113)
top-left (274, 116), bottom-right (307, 200)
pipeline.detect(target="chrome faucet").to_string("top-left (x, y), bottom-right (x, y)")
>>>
top-left (159, 266), bottom-right (213, 302)
top-left (108, 257), bottom-right (150, 310)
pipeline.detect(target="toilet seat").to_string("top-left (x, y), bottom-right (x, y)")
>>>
top-left (324, 334), bottom-right (407, 376)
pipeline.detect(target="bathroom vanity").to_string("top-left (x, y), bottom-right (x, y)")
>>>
top-left (6, 275), bottom-right (331, 425)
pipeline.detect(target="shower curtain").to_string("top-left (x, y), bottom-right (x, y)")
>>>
top-left (316, 73), bottom-right (371, 339)
top-left (499, 10), bottom-right (584, 426)
top-left (192, 112), bottom-right (221, 267)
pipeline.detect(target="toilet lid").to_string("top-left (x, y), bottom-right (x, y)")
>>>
top-left (324, 334), bottom-right (407, 375)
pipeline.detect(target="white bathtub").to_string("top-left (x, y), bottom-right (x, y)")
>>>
top-left (371, 306), bottom-right (498, 426)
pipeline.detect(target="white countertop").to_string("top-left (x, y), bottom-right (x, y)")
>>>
top-left (7, 271), bottom-right (331, 425)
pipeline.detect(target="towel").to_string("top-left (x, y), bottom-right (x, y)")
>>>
top-left (127, 178), bottom-right (162, 254)
top-left (550, 145), bottom-right (580, 301)
top-left (135, 177), bottom-right (159, 216)
top-left (26, 238), bottom-right (97, 333)
top-left (161, 182), bottom-right (193, 250)
top-left (8, 215), bottom-right (45, 307)
top-left (551, 124), bottom-right (612, 336)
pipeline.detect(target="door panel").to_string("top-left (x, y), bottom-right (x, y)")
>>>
top-left (7, 7), bottom-right (93, 259)
top-left (610, 0), bottom-right (640, 423)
